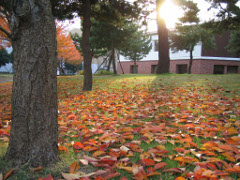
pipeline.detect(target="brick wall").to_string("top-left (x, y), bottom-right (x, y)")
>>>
top-left (118, 59), bottom-right (240, 74)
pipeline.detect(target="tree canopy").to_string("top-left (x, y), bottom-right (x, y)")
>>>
top-left (169, 0), bottom-right (215, 74)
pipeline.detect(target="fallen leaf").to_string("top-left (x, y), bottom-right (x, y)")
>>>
top-left (69, 162), bottom-right (80, 174)
top-left (4, 169), bottom-right (13, 180)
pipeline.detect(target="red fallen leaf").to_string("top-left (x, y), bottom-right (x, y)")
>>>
top-left (174, 148), bottom-right (185, 153)
top-left (42, 175), bottom-right (54, 180)
top-left (206, 163), bottom-right (217, 170)
top-left (105, 172), bottom-right (120, 179)
top-left (69, 162), bottom-right (80, 174)
top-left (73, 142), bottom-right (84, 150)
top-left (92, 151), bottom-right (106, 157)
top-left (147, 172), bottom-right (161, 177)
top-left (154, 162), bottom-right (167, 170)
top-left (129, 143), bottom-right (142, 152)
top-left (141, 159), bottom-right (155, 166)
top-left (59, 146), bottom-right (68, 153)
top-left (94, 177), bottom-right (105, 180)
top-left (120, 177), bottom-right (128, 180)
top-left (163, 168), bottom-right (182, 173)
top-left (98, 158), bottom-right (115, 166)
top-left (150, 124), bottom-right (165, 132)
top-left (79, 178), bottom-right (91, 180)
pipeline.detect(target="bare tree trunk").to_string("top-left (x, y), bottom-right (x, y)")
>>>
top-left (5, 0), bottom-right (58, 167)
top-left (82, 0), bottom-right (92, 91)
top-left (133, 59), bottom-right (137, 74)
top-left (156, 0), bottom-right (170, 74)
top-left (188, 48), bottom-right (193, 74)
top-left (112, 48), bottom-right (117, 74)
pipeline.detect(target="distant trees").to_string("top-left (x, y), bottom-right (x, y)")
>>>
top-left (228, 31), bottom-right (240, 57)
top-left (169, 0), bottom-right (215, 74)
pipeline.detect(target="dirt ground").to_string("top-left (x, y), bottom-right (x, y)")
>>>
top-left (0, 76), bottom-right (13, 83)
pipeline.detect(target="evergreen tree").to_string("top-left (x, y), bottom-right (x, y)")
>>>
top-left (203, 0), bottom-right (240, 31)
top-left (120, 24), bottom-right (152, 74)
top-left (0, 47), bottom-right (11, 67)
top-left (228, 31), bottom-right (240, 57)
top-left (169, 0), bottom-right (215, 74)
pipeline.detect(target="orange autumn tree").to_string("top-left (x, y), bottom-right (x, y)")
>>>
top-left (0, 7), bottom-right (11, 48)
top-left (56, 23), bottom-right (83, 75)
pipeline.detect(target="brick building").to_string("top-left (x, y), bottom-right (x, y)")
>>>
top-left (117, 32), bottom-right (240, 74)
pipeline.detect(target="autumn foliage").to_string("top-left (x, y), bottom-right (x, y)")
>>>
top-left (56, 23), bottom-right (83, 66)
top-left (0, 7), bottom-right (11, 48)
top-left (0, 75), bottom-right (240, 179)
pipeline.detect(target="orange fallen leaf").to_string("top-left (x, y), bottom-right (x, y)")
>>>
top-left (4, 169), bottom-right (13, 180)
top-left (92, 151), bottom-right (106, 157)
top-left (175, 177), bottom-right (186, 180)
top-left (69, 162), bottom-right (80, 174)
top-left (32, 166), bottom-right (43, 172)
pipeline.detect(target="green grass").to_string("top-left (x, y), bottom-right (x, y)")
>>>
top-left (0, 74), bottom-right (239, 179)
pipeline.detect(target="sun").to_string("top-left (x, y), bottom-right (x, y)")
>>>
top-left (159, 0), bottom-right (183, 29)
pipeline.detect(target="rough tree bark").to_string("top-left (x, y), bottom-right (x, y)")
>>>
top-left (5, 0), bottom-right (58, 167)
top-left (156, 0), bottom-right (170, 74)
top-left (82, 0), bottom-right (93, 91)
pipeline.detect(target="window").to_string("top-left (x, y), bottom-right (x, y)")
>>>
top-left (214, 65), bottom-right (224, 74)
top-left (154, 40), bottom-right (158, 51)
top-left (130, 65), bottom-right (138, 74)
top-left (227, 66), bottom-right (238, 74)
top-left (151, 65), bottom-right (157, 74)
top-left (177, 64), bottom-right (187, 74)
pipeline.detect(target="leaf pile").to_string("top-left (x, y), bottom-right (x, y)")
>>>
top-left (0, 75), bottom-right (239, 180)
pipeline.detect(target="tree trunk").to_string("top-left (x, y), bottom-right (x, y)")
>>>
top-left (107, 56), bottom-right (112, 71)
top-left (188, 48), bottom-right (193, 74)
top-left (156, 0), bottom-right (170, 74)
top-left (82, 0), bottom-right (92, 91)
top-left (133, 59), bottom-right (137, 74)
top-left (5, 0), bottom-right (58, 167)
top-left (112, 48), bottom-right (117, 74)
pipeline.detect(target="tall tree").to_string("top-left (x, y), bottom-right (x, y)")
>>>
top-left (169, 0), bottom-right (215, 74)
top-left (82, 0), bottom-right (93, 91)
top-left (1, 0), bottom-right (58, 167)
top-left (156, 0), bottom-right (170, 74)
top-left (120, 23), bottom-right (152, 74)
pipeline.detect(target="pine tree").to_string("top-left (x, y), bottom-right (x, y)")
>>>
top-left (120, 23), bottom-right (152, 74)
top-left (169, 0), bottom-right (215, 74)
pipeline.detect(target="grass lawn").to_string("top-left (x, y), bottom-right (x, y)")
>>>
top-left (0, 74), bottom-right (239, 180)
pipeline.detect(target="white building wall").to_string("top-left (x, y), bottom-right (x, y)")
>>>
top-left (120, 33), bottom-right (202, 62)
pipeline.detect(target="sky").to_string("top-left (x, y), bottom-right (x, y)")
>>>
top-left (66, 0), bottom-right (240, 33)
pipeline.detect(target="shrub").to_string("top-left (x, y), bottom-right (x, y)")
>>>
top-left (95, 70), bottom-right (114, 76)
